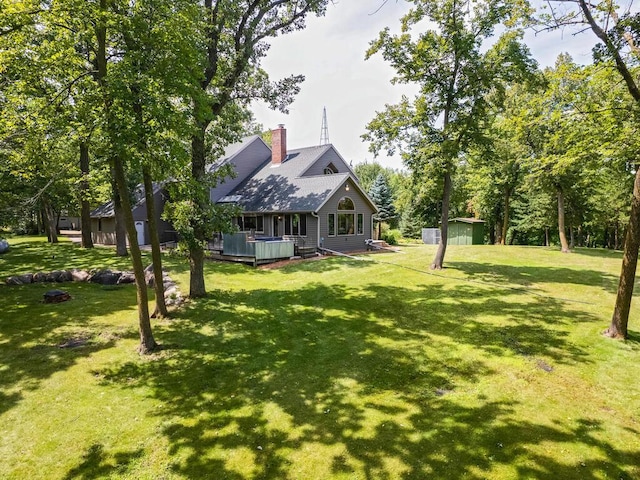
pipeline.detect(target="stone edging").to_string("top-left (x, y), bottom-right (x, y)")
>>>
top-left (5, 265), bottom-right (183, 307)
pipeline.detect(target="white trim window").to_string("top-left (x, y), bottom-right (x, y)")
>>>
top-left (328, 213), bottom-right (335, 236)
top-left (338, 196), bottom-right (355, 236)
top-left (284, 214), bottom-right (307, 236)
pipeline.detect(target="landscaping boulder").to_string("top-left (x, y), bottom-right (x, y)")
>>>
top-left (117, 272), bottom-right (135, 284)
top-left (33, 272), bottom-right (47, 283)
top-left (0, 239), bottom-right (8, 254)
top-left (43, 289), bottom-right (71, 303)
top-left (70, 269), bottom-right (90, 282)
top-left (144, 264), bottom-right (155, 286)
top-left (5, 263), bottom-right (186, 309)
top-left (5, 273), bottom-right (33, 285)
top-left (89, 270), bottom-right (121, 285)
top-left (47, 270), bottom-right (72, 283)
top-left (164, 285), bottom-right (183, 306)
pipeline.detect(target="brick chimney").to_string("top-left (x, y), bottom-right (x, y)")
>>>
top-left (271, 124), bottom-right (287, 165)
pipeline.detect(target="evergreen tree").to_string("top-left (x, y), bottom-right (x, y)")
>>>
top-left (400, 202), bottom-right (424, 239)
top-left (369, 173), bottom-right (397, 238)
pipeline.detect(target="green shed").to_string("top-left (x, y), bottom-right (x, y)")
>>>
top-left (447, 218), bottom-right (485, 245)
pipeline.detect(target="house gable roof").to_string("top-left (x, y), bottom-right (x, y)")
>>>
top-left (89, 134), bottom-right (375, 219)
top-left (230, 172), bottom-right (349, 212)
top-left (224, 144), bottom-right (377, 213)
top-left (298, 144), bottom-right (357, 178)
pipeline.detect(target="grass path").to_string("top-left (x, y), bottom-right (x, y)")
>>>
top-left (0, 237), bottom-right (639, 479)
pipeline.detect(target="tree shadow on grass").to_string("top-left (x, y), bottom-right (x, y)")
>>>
top-left (270, 256), bottom-right (374, 274)
top-left (92, 279), bottom-right (639, 479)
top-left (446, 261), bottom-right (619, 294)
top-left (571, 247), bottom-right (623, 260)
top-left (624, 330), bottom-right (640, 346)
top-left (63, 443), bottom-right (144, 480)
top-left (0, 283), bottom-right (138, 416)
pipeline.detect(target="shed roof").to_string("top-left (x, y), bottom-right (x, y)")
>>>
top-left (450, 217), bottom-right (485, 224)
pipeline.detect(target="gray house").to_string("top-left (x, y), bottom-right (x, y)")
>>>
top-left (91, 125), bottom-right (377, 254)
top-left (214, 126), bottom-right (377, 253)
top-left (90, 183), bottom-right (176, 246)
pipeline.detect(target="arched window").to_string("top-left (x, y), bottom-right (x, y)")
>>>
top-left (338, 196), bottom-right (355, 211)
top-left (324, 163), bottom-right (338, 174)
top-left (337, 197), bottom-right (355, 235)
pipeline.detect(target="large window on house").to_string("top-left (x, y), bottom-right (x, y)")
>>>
top-left (284, 214), bottom-right (307, 236)
top-left (235, 214), bottom-right (264, 233)
top-left (328, 213), bottom-right (335, 236)
top-left (338, 196), bottom-right (355, 235)
top-left (357, 214), bottom-right (364, 235)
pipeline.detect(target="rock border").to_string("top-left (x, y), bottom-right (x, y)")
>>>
top-left (5, 266), bottom-right (183, 307)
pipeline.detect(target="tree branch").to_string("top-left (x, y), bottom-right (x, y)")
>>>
top-left (577, 0), bottom-right (640, 102)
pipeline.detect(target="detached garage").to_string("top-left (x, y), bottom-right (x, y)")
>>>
top-left (447, 218), bottom-right (485, 245)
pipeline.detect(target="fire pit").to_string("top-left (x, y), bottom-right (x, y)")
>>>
top-left (43, 290), bottom-right (71, 303)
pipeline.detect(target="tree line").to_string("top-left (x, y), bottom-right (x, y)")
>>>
top-left (358, 55), bottom-right (639, 252)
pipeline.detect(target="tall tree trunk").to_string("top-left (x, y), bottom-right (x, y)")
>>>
top-left (142, 166), bottom-right (168, 318)
top-left (545, 227), bottom-right (549, 247)
top-left (557, 187), bottom-right (570, 253)
top-left (129, 75), bottom-right (168, 318)
top-left (501, 190), bottom-right (510, 246)
top-left (569, 225), bottom-right (575, 249)
top-left (40, 206), bottom-right (49, 238)
top-left (112, 156), bottom-right (158, 353)
top-left (42, 199), bottom-right (58, 243)
top-left (96, 0), bottom-right (156, 353)
top-left (189, 126), bottom-right (208, 297)
top-left (431, 169), bottom-right (451, 270)
top-left (607, 167), bottom-right (640, 339)
top-left (36, 208), bottom-right (43, 235)
top-left (111, 173), bottom-right (128, 256)
top-left (79, 141), bottom-right (94, 248)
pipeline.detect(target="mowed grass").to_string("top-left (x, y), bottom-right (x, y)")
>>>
top-left (1, 236), bottom-right (639, 479)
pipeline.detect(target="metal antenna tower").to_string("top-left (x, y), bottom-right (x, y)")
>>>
top-left (319, 107), bottom-right (330, 145)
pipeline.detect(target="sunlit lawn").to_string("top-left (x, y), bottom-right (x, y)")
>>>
top-left (1, 236), bottom-right (639, 479)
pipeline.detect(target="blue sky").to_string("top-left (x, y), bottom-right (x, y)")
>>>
top-left (250, 1), bottom-right (612, 170)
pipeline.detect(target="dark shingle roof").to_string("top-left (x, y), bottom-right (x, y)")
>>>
top-left (224, 145), bottom-right (359, 212)
top-left (233, 173), bottom-right (350, 212)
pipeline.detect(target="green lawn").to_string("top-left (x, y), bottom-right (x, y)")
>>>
top-left (1, 236), bottom-right (639, 479)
